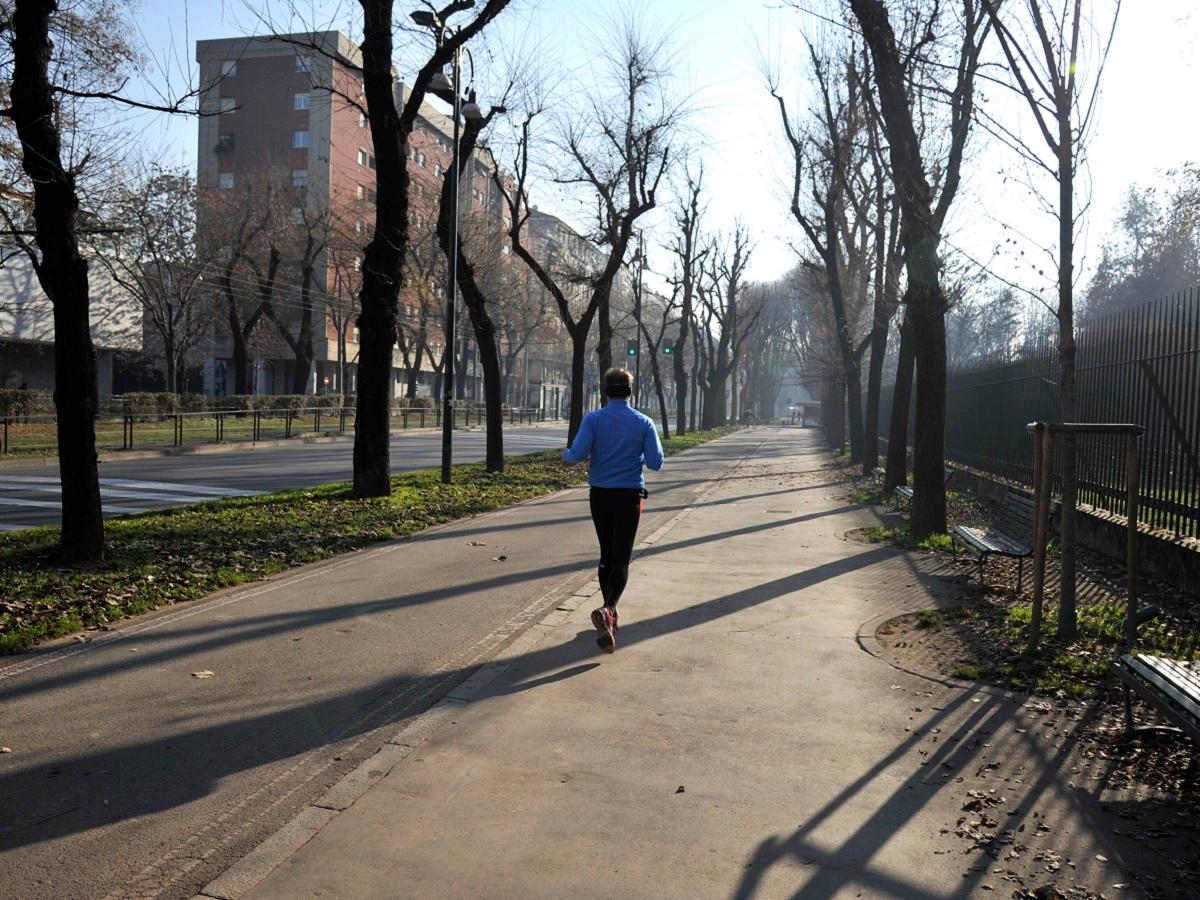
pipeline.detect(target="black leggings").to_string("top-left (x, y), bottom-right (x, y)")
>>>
top-left (589, 487), bottom-right (644, 609)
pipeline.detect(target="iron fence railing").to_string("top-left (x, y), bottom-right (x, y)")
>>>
top-left (880, 289), bottom-right (1200, 540)
top-left (0, 405), bottom-right (555, 457)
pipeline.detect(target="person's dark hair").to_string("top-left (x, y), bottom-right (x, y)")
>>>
top-left (604, 367), bottom-right (633, 398)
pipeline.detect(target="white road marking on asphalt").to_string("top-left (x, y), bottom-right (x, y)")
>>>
top-left (0, 481), bottom-right (227, 504)
top-left (0, 475), bottom-right (262, 497)
top-left (0, 497), bottom-right (147, 514)
top-left (99, 478), bottom-right (266, 496)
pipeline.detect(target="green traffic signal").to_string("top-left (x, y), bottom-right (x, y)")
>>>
top-left (663, 339), bottom-right (673, 355)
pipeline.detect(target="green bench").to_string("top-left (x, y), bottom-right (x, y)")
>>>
top-left (950, 490), bottom-right (1045, 591)
top-left (1114, 654), bottom-right (1200, 744)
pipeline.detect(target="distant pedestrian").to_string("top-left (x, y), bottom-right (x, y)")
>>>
top-left (563, 367), bottom-right (664, 653)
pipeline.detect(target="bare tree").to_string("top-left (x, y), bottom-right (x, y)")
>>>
top-left (202, 176), bottom-right (285, 395)
top-left (771, 38), bottom-right (875, 464)
top-left (848, 0), bottom-right (990, 538)
top-left (493, 11), bottom-right (684, 441)
top-left (353, 0), bottom-right (510, 497)
top-left (434, 106), bottom-right (509, 472)
top-left (99, 165), bottom-right (215, 394)
top-left (696, 224), bottom-right (759, 429)
top-left (557, 12), bottom-right (682, 401)
top-left (667, 164), bottom-right (708, 435)
top-left (1, 0), bottom-right (195, 562)
top-left (981, 0), bottom-right (1121, 639)
top-left (633, 283), bottom-right (679, 437)
top-left (398, 229), bottom-right (443, 400)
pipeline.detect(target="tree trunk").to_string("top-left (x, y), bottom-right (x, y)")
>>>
top-left (478, 327), bottom-right (505, 472)
top-left (10, 0), bottom-right (104, 562)
top-left (701, 381), bottom-right (723, 430)
top-left (910, 297), bottom-right (948, 537)
top-left (354, 0), bottom-right (407, 498)
top-left (1057, 132), bottom-right (1079, 638)
top-left (863, 315), bottom-right (888, 474)
top-left (885, 309), bottom-right (916, 493)
top-left (455, 262), bottom-right (505, 473)
top-left (567, 333), bottom-right (589, 443)
top-left (596, 284), bottom-right (613, 402)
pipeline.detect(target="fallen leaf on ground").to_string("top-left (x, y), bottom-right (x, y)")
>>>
top-left (192, 670), bottom-right (215, 679)
top-left (492, 555), bottom-right (508, 562)
top-left (468, 541), bottom-right (487, 546)
top-left (675, 785), bottom-right (685, 793)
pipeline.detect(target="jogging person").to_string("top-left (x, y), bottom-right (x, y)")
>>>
top-left (563, 368), bottom-right (664, 653)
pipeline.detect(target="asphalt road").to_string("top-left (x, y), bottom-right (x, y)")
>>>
top-left (0, 425), bottom-right (570, 532)
top-left (0, 432), bottom-right (746, 900)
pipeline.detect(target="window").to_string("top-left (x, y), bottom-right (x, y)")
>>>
top-left (219, 97), bottom-right (236, 114)
top-left (220, 60), bottom-right (237, 77)
top-left (295, 55), bottom-right (313, 73)
top-left (215, 133), bottom-right (235, 153)
top-left (359, 112), bottom-right (367, 129)
top-left (291, 206), bottom-right (305, 225)
top-left (292, 169), bottom-right (309, 187)
top-left (356, 184), bottom-right (366, 201)
top-left (292, 130), bottom-right (310, 148)
top-left (434, 164), bottom-right (441, 177)
top-left (368, 155), bottom-right (376, 171)
top-left (353, 257), bottom-right (362, 272)
top-left (294, 92), bottom-right (310, 110)
top-left (418, 152), bottom-right (425, 167)
top-left (357, 148), bottom-right (367, 166)
top-left (355, 218), bottom-right (365, 235)
top-left (218, 172), bottom-right (234, 189)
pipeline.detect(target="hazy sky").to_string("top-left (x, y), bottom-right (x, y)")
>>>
top-left (127, 1), bottom-right (1199, 295)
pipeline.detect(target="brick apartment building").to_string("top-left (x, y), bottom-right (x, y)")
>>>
top-left (194, 29), bottom-right (576, 404)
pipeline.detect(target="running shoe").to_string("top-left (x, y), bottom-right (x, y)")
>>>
top-left (591, 605), bottom-right (616, 654)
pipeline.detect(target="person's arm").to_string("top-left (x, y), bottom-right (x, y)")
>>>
top-left (563, 415), bottom-right (595, 464)
top-left (643, 420), bottom-right (664, 471)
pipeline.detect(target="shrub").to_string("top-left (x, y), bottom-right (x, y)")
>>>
top-left (0, 388), bottom-right (47, 417)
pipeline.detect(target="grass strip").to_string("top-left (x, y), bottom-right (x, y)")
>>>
top-left (0, 428), bottom-right (735, 654)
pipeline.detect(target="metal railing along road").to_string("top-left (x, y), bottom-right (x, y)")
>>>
top-left (1, 406), bottom-right (555, 456)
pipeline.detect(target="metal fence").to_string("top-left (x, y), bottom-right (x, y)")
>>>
top-left (0, 405), bottom-right (554, 457)
top-left (881, 289), bottom-right (1200, 540)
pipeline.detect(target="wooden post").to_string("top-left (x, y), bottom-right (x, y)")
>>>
top-left (1125, 431), bottom-right (1140, 645)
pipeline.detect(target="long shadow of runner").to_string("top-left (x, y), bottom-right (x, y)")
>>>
top-left (0, 543), bottom-right (898, 856)
top-left (0, 499), bottom-right (863, 704)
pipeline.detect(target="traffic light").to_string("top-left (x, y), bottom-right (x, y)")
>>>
top-left (626, 339), bottom-right (638, 357)
top-left (662, 339), bottom-right (673, 355)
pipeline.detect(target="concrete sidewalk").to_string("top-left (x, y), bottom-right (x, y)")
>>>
top-left (199, 427), bottom-right (1135, 900)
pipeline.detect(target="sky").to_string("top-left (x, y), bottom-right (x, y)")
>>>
top-left (125, 0), bottom-right (1200, 297)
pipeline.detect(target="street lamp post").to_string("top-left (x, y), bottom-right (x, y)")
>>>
top-left (631, 232), bottom-right (644, 408)
top-left (440, 43), bottom-right (463, 484)
top-left (411, 7), bottom-right (483, 484)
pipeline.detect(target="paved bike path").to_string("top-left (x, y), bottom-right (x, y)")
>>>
top-left (202, 427), bottom-right (1133, 900)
